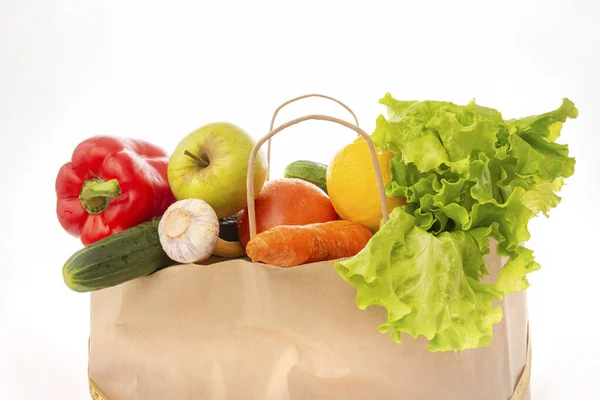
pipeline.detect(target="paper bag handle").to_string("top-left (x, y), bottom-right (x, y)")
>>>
top-left (246, 114), bottom-right (389, 244)
top-left (266, 94), bottom-right (360, 180)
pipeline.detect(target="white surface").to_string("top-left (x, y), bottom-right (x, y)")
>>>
top-left (0, 1), bottom-right (598, 399)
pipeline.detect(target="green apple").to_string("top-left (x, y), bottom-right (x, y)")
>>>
top-left (167, 122), bottom-right (268, 218)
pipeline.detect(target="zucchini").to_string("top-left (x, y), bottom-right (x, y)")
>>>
top-left (284, 160), bottom-right (328, 193)
top-left (62, 219), bottom-right (174, 293)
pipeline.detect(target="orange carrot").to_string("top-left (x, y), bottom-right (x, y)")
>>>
top-left (245, 220), bottom-right (373, 267)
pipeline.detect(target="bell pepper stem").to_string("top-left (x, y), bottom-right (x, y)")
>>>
top-left (184, 150), bottom-right (209, 168)
top-left (81, 179), bottom-right (121, 199)
top-left (79, 178), bottom-right (121, 214)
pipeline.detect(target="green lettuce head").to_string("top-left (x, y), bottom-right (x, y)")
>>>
top-left (335, 94), bottom-right (578, 352)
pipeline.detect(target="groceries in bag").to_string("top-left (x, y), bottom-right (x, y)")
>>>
top-left (56, 93), bottom-right (577, 354)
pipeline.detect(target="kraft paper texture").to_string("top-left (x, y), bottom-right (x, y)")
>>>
top-left (89, 241), bottom-right (530, 400)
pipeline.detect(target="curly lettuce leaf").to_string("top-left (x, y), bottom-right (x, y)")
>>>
top-left (337, 94), bottom-right (577, 351)
top-left (335, 208), bottom-right (503, 352)
top-left (509, 98), bottom-right (578, 142)
top-left (374, 93), bottom-right (508, 171)
top-left (496, 246), bottom-right (541, 294)
top-left (522, 178), bottom-right (564, 216)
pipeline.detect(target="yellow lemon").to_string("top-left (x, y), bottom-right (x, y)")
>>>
top-left (326, 137), bottom-right (405, 231)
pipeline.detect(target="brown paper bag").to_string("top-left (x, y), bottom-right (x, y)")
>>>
top-left (88, 241), bottom-right (530, 400)
top-left (88, 96), bottom-right (532, 400)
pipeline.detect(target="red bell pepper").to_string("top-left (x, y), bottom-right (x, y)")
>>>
top-left (55, 136), bottom-right (176, 245)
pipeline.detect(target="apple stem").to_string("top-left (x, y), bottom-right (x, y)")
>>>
top-left (184, 150), bottom-right (209, 168)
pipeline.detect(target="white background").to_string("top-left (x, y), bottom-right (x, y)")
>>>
top-left (1, 1), bottom-right (598, 399)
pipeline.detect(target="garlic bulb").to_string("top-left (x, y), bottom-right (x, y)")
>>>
top-left (158, 198), bottom-right (220, 264)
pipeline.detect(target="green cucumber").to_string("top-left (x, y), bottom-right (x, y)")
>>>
top-left (62, 219), bottom-right (174, 293)
top-left (284, 160), bottom-right (328, 193)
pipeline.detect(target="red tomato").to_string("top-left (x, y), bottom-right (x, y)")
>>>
top-left (237, 178), bottom-right (339, 250)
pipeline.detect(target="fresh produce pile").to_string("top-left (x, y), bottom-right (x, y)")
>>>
top-left (56, 94), bottom-right (577, 352)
